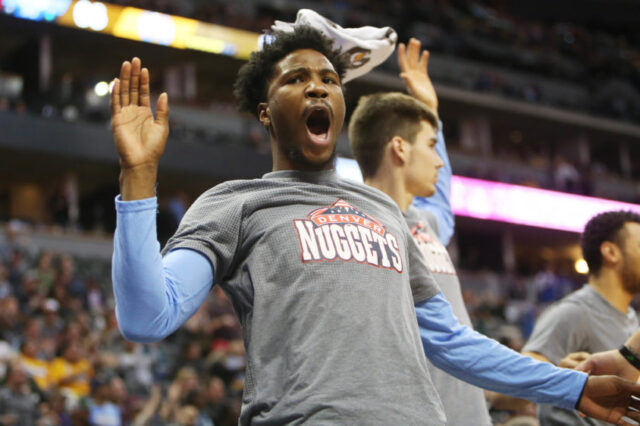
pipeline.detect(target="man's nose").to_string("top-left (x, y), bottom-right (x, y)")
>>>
top-left (305, 80), bottom-right (328, 98)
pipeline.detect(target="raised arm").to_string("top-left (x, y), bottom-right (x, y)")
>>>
top-left (398, 39), bottom-right (454, 245)
top-left (110, 58), bottom-right (213, 342)
top-left (111, 58), bottom-right (169, 201)
top-left (416, 294), bottom-right (640, 425)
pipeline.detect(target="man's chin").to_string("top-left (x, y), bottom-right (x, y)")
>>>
top-left (287, 146), bottom-right (336, 171)
top-left (418, 186), bottom-right (437, 198)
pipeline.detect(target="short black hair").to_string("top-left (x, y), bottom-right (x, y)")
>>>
top-left (233, 26), bottom-right (348, 118)
top-left (581, 210), bottom-right (640, 274)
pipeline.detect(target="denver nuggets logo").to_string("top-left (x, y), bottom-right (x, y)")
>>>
top-left (293, 199), bottom-right (403, 272)
top-left (341, 47), bottom-right (371, 69)
top-left (411, 221), bottom-right (456, 276)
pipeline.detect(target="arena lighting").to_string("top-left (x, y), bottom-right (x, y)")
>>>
top-left (1, 0), bottom-right (72, 21)
top-left (334, 157), bottom-right (640, 233)
top-left (136, 10), bottom-right (175, 46)
top-left (93, 81), bottom-right (109, 96)
top-left (1, 1), bottom-right (260, 60)
top-left (575, 259), bottom-right (589, 275)
top-left (72, 0), bottom-right (107, 31)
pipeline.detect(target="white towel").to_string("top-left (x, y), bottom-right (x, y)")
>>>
top-left (263, 9), bottom-right (397, 83)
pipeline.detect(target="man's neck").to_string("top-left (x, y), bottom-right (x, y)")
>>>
top-left (589, 269), bottom-right (633, 314)
top-left (365, 173), bottom-right (413, 212)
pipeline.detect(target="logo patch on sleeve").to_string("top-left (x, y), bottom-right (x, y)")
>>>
top-left (293, 199), bottom-right (403, 272)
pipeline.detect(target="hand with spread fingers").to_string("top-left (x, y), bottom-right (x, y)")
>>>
top-left (110, 57), bottom-right (169, 200)
top-left (397, 37), bottom-right (438, 116)
top-left (578, 375), bottom-right (640, 425)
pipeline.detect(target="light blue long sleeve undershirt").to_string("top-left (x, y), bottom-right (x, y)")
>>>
top-left (412, 122), bottom-right (454, 246)
top-left (112, 195), bottom-right (587, 409)
top-left (112, 195), bottom-right (213, 343)
top-left (415, 294), bottom-right (587, 410)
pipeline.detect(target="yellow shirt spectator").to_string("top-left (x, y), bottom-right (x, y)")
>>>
top-left (48, 342), bottom-right (93, 398)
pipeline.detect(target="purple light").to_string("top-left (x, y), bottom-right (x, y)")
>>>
top-left (334, 157), bottom-right (640, 233)
top-left (451, 176), bottom-right (640, 233)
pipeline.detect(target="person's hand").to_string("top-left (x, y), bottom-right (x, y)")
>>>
top-left (559, 351), bottom-right (590, 369)
top-left (397, 38), bottom-right (438, 115)
top-left (111, 57), bottom-right (169, 200)
top-left (577, 349), bottom-right (640, 382)
top-left (577, 375), bottom-right (640, 425)
top-left (167, 381), bottom-right (181, 403)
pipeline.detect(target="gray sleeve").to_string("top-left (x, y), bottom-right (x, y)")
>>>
top-left (162, 183), bottom-right (244, 284)
top-left (522, 302), bottom-right (588, 365)
top-left (406, 226), bottom-right (441, 303)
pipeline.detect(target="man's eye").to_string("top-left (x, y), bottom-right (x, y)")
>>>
top-left (288, 76), bottom-right (303, 84)
top-left (323, 77), bottom-right (337, 84)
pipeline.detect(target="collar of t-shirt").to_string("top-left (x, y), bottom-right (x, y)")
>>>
top-left (262, 169), bottom-right (339, 183)
top-left (583, 284), bottom-right (636, 320)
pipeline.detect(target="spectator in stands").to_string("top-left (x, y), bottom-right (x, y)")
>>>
top-left (18, 340), bottom-right (50, 391)
top-left (36, 251), bottom-right (56, 296)
top-left (88, 372), bottom-right (123, 426)
top-left (0, 362), bottom-right (41, 425)
top-left (0, 296), bottom-right (21, 348)
top-left (553, 155), bottom-right (582, 193)
top-left (40, 298), bottom-right (63, 340)
top-left (202, 376), bottom-right (231, 425)
top-left (0, 263), bottom-right (10, 299)
top-left (48, 340), bottom-right (93, 406)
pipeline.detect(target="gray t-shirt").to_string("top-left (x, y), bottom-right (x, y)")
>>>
top-left (404, 206), bottom-right (492, 426)
top-left (523, 284), bottom-right (639, 426)
top-left (164, 170), bottom-right (445, 425)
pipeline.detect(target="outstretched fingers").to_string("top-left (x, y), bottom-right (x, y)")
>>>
top-left (407, 38), bottom-right (421, 69)
top-left (140, 68), bottom-right (151, 107)
top-left (155, 93), bottom-right (169, 127)
top-left (129, 57), bottom-right (141, 106)
top-left (397, 42), bottom-right (407, 72)
top-left (110, 78), bottom-right (121, 115)
top-left (398, 38), bottom-right (428, 74)
top-left (119, 60), bottom-right (131, 106)
top-left (420, 49), bottom-right (430, 74)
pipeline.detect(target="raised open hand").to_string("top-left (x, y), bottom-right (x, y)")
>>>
top-left (111, 57), bottom-right (169, 171)
top-left (577, 375), bottom-right (640, 425)
top-left (111, 58), bottom-right (169, 200)
top-left (397, 38), bottom-right (438, 114)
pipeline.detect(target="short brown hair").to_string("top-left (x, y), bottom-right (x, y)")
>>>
top-left (348, 92), bottom-right (438, 178)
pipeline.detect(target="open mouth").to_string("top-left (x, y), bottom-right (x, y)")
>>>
top-left (306, 108), bottom-right (330, 138)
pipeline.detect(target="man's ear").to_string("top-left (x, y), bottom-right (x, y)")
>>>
top-left (600, 241), bottom-right (622, 267)
top-left (390, 136), bottom-right (409, 164)
top-left (258, 102), bottom-right (270, 128)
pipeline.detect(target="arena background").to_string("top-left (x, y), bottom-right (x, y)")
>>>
top-left (0, 0), bottom-right (639, 424)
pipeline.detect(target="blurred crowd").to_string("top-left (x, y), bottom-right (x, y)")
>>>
top-left (104, 0), bottom-right (640, 122)
top-left (0, 223), bottom-right (246, 425)
top-left (0, 215), bottom-right (598, 425)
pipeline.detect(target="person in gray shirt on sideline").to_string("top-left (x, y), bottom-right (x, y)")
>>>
top-left (348, 37), bottom-right (491, 425)
top-left (109, 23), bottom-right (640, 425)
top-left (522, 210), bottom-right (640, 425)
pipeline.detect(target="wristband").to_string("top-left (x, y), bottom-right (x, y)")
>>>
top-left (619, 345), bottom-right (640, 371)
